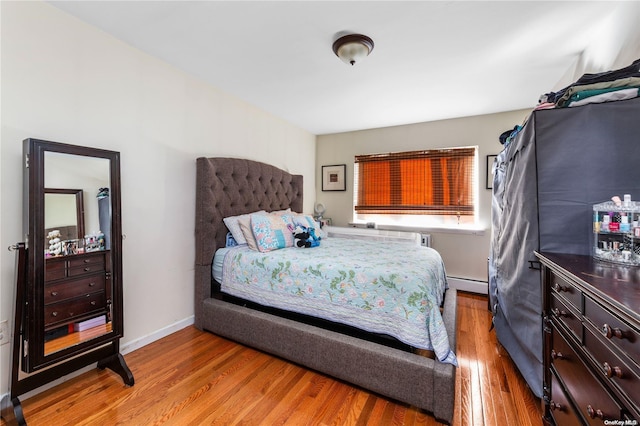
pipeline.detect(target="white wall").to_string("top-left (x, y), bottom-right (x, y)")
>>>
top-left (554, 1), bottom-right (640, 91)
top-left (0, 1), bottom-right (315, 396)
top-left (316, 110), bottom-right (530, 282)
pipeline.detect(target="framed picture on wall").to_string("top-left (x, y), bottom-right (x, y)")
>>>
top-left (486, 155), bottom-right (497, 190)
top-left (322, 164), bottom-right (346, 191)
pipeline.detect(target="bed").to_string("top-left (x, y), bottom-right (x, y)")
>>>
top-left (194, 157), bottom-right (457, 423)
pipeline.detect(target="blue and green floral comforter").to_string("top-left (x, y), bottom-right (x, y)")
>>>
top-left (220, 238), bottom-right (457, 365)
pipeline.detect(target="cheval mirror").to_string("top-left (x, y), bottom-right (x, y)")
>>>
top-left (1, 138), bottom-right (134, 425)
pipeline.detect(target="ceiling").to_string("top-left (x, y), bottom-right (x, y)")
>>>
top-left (49, 1), bottom-right (620, 135)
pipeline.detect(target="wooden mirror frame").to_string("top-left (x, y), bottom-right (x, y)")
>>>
top-left (1, 138), bottom-right (133, 425)
top-left (24, 138), bottom-right (126, 371)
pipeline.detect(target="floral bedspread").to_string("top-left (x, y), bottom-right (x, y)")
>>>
top-left (220, 237), bottom-right (457, 365)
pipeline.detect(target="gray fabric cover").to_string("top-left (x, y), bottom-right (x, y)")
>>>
top-left (489, 97), bottom-right (640, 398)
top-left (98, 196), bottom-right (111, 249)
top-left (194, 157), bottom-right (457, 423)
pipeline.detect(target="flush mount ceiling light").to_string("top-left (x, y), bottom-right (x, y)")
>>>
top-left (332, 34), bottom-right (374, 66)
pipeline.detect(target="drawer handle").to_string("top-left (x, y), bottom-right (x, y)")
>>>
top-left (601, 323), bottom-right (625, 340)
top-left (68, 312), bottom-right (74, 317)
top-left (83, 259), bottom-right (91, 263)
top-left (51, 312), bottom-right (57, 317)
top-left (603, 362), bottom-right (624, 379)
top-left (549, 401), bottom-right (563, 411)
top-left (51, 291), bottom-right (58, 297)
top-left (553, 282), bottom-right (569, 293)
top-left (84, 267), bottom-right (91, 272)
top-left (551, 349), bottom-right (564, 360)
top-left (89, 282), bottom-right (96, 287)
top-left (586, 405), bottom-right (604, 420)
top-left (91, 301), bottom-right (96, 306)
top-left (552, 308), bottom-right (569, 318)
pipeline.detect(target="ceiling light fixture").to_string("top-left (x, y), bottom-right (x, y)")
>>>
top-left (332, 34), bottom-right (374, 66)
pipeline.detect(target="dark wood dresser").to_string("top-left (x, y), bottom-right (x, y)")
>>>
top-left (536, 252), bottom-right (640, 425)
top-left (44, 250), bottom-right (111, 331)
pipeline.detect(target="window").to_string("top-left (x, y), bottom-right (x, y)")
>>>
top-left (354, 147), bottom-right (477, 217)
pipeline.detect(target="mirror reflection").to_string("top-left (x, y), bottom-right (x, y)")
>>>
top-left (45, 188), bottom-right (85, 244)
top-left (43, 152), bottom-right (112, 355)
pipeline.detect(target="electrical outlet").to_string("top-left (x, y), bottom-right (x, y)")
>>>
top-left (0, 320), bottom-right (9, 345)
top-left (420, 234), bottom-right (431, 247)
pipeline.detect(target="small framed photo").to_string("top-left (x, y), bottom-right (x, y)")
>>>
top-left (486, 155), bottom-right (497, 190)
top-left (322, 164), bottom-right (346, 191)
top-left (64, 239), bottom-right (79, 256)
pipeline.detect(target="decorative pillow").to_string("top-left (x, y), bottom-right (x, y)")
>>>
top-left (223, 210), bottom-right (265, 244)
top-left (238, 216), bottom-right (259, 251)
top-left (293, 214), bottom-right (317, 230)
top-left (250, 213), bottom-right (294, 252)
top-left (280, 213), bottom-right (295, 228)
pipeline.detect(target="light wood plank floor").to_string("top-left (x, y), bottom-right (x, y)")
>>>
top-left (2, 293), bottom-right (542, 425)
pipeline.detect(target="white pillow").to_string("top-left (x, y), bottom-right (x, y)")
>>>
top-left (293, 214), bottom-right (317, 229)
top-left (223, 210), bottom-right (265, 245)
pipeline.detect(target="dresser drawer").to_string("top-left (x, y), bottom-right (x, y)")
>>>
top-left (44, 292), bottom-right (107, 328)
top-left (551, 294), bottom-right (582, 342)
top-left (551, 326), bottom-right (623, 424)
top-left (68, 252), bottom-right (106, 269)
top-left (68, 264), bottom-right (106, 277)
top-left (45, 275), bottom-right (106, 304)
top-left (584, 296), bottom-right (640, 369)
top-left (45, 258), bottom-right (66, 281)
top-left (68, 253), bottom-right (106, 277)
top-left (584, 322), bottom-right (640, 406)
top-left (549, 370), bottom-right (583, 426)
top-left (550, 271), bottom-right (582, 312)
top-left (45, 252), bottom-right (108, 281)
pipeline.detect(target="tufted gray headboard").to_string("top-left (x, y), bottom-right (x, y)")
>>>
top-left (193, 157), bottom-right (303, 328)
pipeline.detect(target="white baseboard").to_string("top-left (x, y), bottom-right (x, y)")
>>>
top-left (121, 315), bottom-right (194, 355)
top-left (1, 316), bottom-right (194, 403)
top-left (447, 276), bottom-right (488, 294)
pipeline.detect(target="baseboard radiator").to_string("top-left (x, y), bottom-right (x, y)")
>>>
top-left (446, 276), bottom-right (487, 294)
top-left (325, 226), bottom-right (430, 247)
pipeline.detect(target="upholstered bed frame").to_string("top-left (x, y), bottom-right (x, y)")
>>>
top-left (194, 157), bottom-right (457, 423)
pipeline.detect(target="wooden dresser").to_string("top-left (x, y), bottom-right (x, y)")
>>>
top-left (536, 252), bottom-right (640, 425)
top-left (44, 250), bottom-right (111, 331)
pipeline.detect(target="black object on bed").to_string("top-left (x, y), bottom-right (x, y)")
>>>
top-left (194, 157), bottom-right (457, 423)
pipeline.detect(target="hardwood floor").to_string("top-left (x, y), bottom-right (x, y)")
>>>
top-left (2, 292), bottom-right (542, 425)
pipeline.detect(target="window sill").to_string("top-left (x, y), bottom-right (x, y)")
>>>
top-left (348, 222), bottom-right (486, 236)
